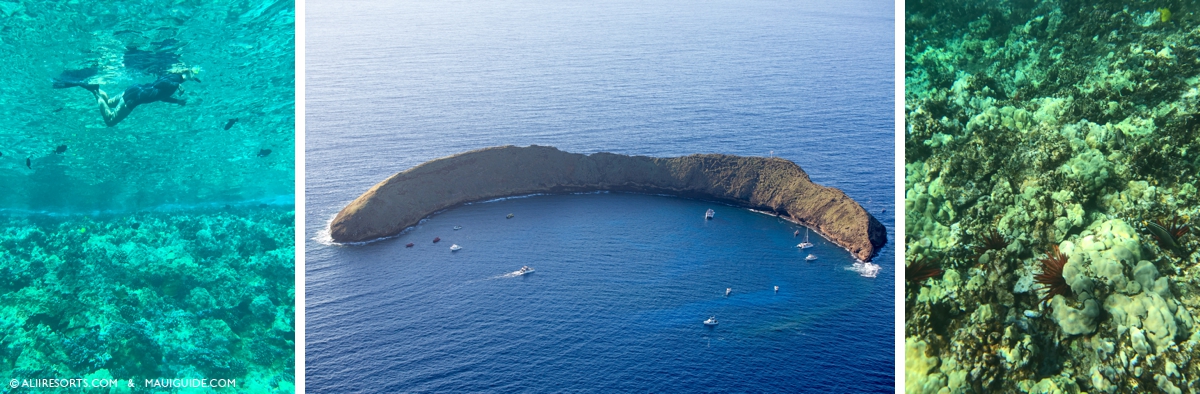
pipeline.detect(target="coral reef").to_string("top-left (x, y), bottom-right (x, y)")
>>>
top-left (0, 206), bottom-right (294, 391)
top-left (907, 1), bottom-right (1200, 392)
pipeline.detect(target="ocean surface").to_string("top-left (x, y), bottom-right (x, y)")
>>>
top-left (306, 0), bottom-right (894, 392)
top-left (0, 1), bottom-right (295, 391)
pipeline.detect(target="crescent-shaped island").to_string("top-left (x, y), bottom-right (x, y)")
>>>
top-left (330, 145), bottom-right (887, 261)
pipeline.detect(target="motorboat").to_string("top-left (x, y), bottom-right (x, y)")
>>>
top-left (805, 254), bottom-right (818, 261)
top-left (796, 228), bottom-right (814, 249)
top-left (774, 286), bottom-right (779, 292)
top-left (450, 244), bottom-right (462, 251)
top-left (705, 209), bottom-right (715, 220)
top-left (517, 265), bottom-right (535, 275)
top-left (433, 237), bottom-right (441, 243)
top-left (704, 316), bottom-right (718, 326)
top-left (725, 287), bottom-right (731, 297)
top-left (507, 213), bottom-right (514, 219)
top-left (793, 229), bottom-right (800, 237)
top-left (453, 226), bottom-right (463, 230)
top-left (405, 243), bottom-right (414, 248)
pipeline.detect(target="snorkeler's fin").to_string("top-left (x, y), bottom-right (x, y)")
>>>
top-left (52, 79), bottom-right (100, 92)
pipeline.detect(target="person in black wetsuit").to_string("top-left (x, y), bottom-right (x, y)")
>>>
top-left (54, 67), bottom-right (198, 127)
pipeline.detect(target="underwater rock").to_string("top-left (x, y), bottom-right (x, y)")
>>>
top-left (331, 145), bottom-right (887, 260)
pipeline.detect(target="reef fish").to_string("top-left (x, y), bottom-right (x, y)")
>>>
top-left (54, 145), bottom-right (67, 154)
top-left (26, 157), bottom-right (31, 169)
top-left (224, 118), bottom-right (238, 130)
top-left (257, 149), bottom-right (271, 157)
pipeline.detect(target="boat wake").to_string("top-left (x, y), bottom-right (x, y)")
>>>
top-left (491, 268), bottom-right (535, 279)
top-left (845, 261), bottom-right (881, 278)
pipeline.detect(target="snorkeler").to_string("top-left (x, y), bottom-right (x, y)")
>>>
top-left (53, 65), bottom-right (199, 127)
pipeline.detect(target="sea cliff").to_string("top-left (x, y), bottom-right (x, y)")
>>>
top-left (330, 145), bottom-right (886, 260)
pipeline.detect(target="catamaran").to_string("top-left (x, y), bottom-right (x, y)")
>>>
top-left (797, 228), bottom-right (814, 249)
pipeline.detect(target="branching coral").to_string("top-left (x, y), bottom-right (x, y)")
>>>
top-left (1033, 245), bottom-right (1070, 307)
top-left (906, 256), bottom-right (945, 283)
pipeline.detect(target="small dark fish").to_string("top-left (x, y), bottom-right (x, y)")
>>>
top-left (433, 237), bottom-right (441, 243)
top-left (53, 107), bottom-right (64, 113)
top-left (0, 151), bottom-right (3, 158)
top-left (224, 118), bottom-right (238, 130)
top-left (26, 157), bottom-right (31, 169)
top-left (257, 149), bottom-right (271, 157)
top-left (406, 243), bottom-right (414, 248)
top-left (54, 145), bottom-right (67, 154)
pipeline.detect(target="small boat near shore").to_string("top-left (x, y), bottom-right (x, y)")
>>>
top-left (433, 237), bottom-right (441, 243)
top-left (704, 316), bottom-right (718, 326)
top-left (507, 213), bottom-right (514, 219)
top-left (517, 265), bottom-right (534, 275)
top-left (725, 287), bottom-right (731, 297)
top-left (774, 286), bottom-right (779, 292)
top-left (450, 244), bottom-right (462, 251)
top-left (405, 243), bottom-right (414, 248)
top-left (705, 209), bottom-right (715, 220)
top-left (805, 254), bottom-right (817, 261)
top-left (453, 225), bottom-right (462, 230)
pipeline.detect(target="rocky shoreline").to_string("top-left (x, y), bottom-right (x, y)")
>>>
top-left (329, 145), bottom-right (886, 261)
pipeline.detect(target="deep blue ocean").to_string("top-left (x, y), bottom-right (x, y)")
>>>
top-left (306, 0), bottom-right (894, 392)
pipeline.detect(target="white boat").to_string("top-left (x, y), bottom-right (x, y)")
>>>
top-left (704, 316), bottom-right (718, 326)
top-left (450, 244), bottom-right (462, 251)
top-left (517, 265), bottom-right (535, 275)
top-left (805, 254), bottom-right (817, 261)
top-left (725, 287), bottom-right (731, 296)
top-left (453, 225), bottom-right (462, 230)
top-left (705, 209), bottom-right (715, 220)
top-left (774, 286), bottom-right (779, 292)
top-left (796, 228), bottom-right (814, 249)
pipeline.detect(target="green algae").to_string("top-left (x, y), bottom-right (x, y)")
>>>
top-left (907, 0), bottom-right (1200, 392)
top-left (0, 207), bottom-right (294, 391)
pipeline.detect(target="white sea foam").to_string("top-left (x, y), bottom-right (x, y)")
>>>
top-left (469, 193), bottom-right (548, 204)
top-left (845, 261), bottom-right (882, 278)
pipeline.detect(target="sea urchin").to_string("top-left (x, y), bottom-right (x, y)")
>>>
top-left (973, 228), bottom-right (1008, 256)
top-left (906, 256), bottom-right (944, 283)
top-left (1034, 245), bottom-right (1070, 307)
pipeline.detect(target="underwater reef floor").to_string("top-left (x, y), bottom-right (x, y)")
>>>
top-left (906, 1), bottom-right (1200, 393)
top-left (0, 206), bottom-right (295, 392)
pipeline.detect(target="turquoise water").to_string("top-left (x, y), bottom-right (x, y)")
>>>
top-left (0, 1), bottom-right (294, 391)
top-left (306, 0), bottom-right (894, 391)
top-left (0, 1), bottom-right (293, 212)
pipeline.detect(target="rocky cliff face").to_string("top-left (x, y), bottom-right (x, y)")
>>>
top-left (330, 145), bottom-right (887, 260)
